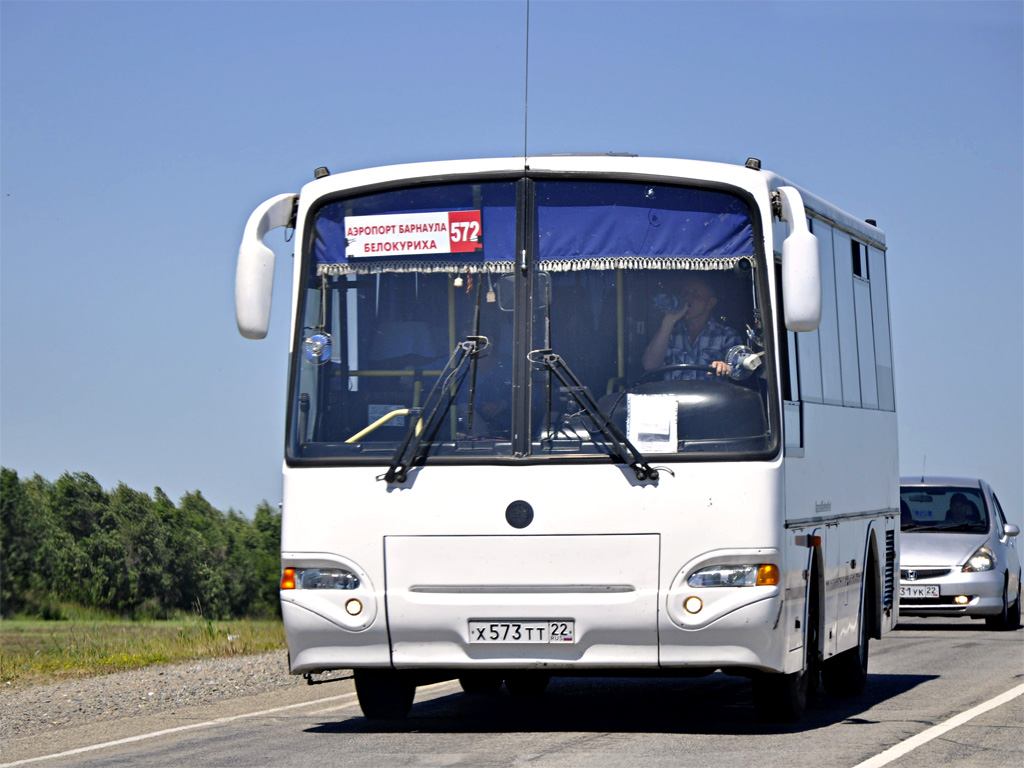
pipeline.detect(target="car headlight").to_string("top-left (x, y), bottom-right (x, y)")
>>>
top-left (687, 564), bottom-right (779, 587)
top-left (963, 547), bottom-right (996, 573)
top-left (280, 567), bottom-right (361, 590)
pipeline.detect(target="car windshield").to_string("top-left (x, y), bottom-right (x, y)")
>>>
top-left (900, 486), bottom-right (989, 533)
top-left (288, 177), bottom-right (774, 465)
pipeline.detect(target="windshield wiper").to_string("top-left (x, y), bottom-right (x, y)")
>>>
top-left (382, 336), bottom-right (489, 484)
top-left (528, 349), bottom-right (659, 482)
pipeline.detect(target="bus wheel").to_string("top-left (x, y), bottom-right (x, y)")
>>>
top-left (823, 567), bottom-right (873, 696)
top-left (354, 669), bottom-right (415, 720)
top-left (504, 671), bottom-right (550, 696)
top-left (822, 620), bottom-right (869, 695)
top-left (754, 564), bottom-right (819, 721)
top-left (752, 668), bottom-right (808, 722)
top-left (459, 671), bottom-right (504, 694)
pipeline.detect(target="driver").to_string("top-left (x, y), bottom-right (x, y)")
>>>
top-left (946, 493), bottom-right (972, 526)
top-left (641, 274), bottom-right (742, 380)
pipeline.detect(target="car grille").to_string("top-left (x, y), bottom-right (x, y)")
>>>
top-left (900, 568), bottom-right (952, 580)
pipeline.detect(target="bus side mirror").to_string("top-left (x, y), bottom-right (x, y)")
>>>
top-left (777, 186), bottom-right (821, 332)
top-left (236, 193), bottom-right (298, 339)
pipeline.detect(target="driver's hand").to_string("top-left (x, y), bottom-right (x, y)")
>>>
top-left (711, 361), bottom-right (732, 377)
top-left (661, 307), bottom-right (686, 327)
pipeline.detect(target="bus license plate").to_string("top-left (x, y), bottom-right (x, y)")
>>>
top-left (900, 585), bottom-right (940, 598)
top-left (468, 620), bottom-right (575, 644)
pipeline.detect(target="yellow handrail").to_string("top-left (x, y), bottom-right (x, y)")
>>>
top-left (345, 408), bottom-right (417, 443)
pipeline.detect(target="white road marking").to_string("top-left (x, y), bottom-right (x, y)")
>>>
top-left (1, 680), bottom-right (462, 767)
top-left (851, 682), bottom-right (1024, 768)
top-left (16, 679), bottom-right (1015, 767)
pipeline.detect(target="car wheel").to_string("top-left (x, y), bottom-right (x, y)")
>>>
top-left (985, 578), bottom-right (1013, 631)
top-left (1008, 580), bottom-right (1022, 630)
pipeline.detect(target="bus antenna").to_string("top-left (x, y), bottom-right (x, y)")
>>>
top-left (523, 0), bottom-right (530, 170)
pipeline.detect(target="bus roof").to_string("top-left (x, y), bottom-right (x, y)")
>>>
top-left (299, 155), bottom-right (885, 250)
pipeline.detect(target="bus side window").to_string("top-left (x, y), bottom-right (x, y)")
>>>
top-left (832, 230), bottom-right (861, 407)
top-left (869, 246), bottom-right (895, 411)
top-left (775, 258), bottom-right (803, 455)
top-left (853, 244), bottom-right (879, 408)
top-left (797, 218), bottom-right (823, 403)
top-left (817, 224), bottom-right (844, 405)
top-left (773, 259), bottom-right (799, 402)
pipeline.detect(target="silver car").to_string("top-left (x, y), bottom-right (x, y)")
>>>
top-left (899, 477), bottom-right (1021, 629)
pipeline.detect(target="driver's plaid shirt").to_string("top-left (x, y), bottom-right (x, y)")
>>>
top-left (664, 318), bottom-right (743, 380)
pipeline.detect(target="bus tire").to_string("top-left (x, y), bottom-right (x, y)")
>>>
top-left (354, 669), bottom-right (415, 720)
top-left (823, 564), bottom-right (873, 696)
top-left (753, 668), bottom-right (808, 722)
top-left (754, 557), bottom-right (823, 721)
top-left (504, 671), bottom-right (550, 696)
top-left (821, 626), bottom-right (869, 696)
top-left (458, 672), bottom-right (504, 694)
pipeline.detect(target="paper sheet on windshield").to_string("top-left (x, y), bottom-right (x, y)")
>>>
top-left (626, 394), bottom-right (677, 454)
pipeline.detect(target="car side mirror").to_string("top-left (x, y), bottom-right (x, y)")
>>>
top-left (1004, 523), bottom-right (1020, 538)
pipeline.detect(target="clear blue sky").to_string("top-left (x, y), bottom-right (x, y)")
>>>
top-left (2, 1), bottom-right (1021, 524)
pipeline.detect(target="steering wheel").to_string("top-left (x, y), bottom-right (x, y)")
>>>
top-left (637, 363), bottom-right (717, 385)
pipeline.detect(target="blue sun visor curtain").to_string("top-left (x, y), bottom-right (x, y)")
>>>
top-left (312, 180), bottom-right (754, 276)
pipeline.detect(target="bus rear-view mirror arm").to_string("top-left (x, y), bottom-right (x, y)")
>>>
top-left (236, 193), bottom-right (298, 339)
top-left (776, 186), bottom-right (821, 332)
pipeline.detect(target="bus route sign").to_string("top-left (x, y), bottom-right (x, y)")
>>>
top-left (345, 210), bottom-right (482, 258)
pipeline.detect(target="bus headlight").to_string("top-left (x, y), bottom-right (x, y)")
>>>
top-left (962, 547), bottom-right (995, 573)
top-left (280, 567), bottom-right (361, 590)
top-left (688, 564), bottom-right (779, 587)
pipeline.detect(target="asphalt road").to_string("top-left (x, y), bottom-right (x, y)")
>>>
top-left (3, 616), bottom-right (1021, 768)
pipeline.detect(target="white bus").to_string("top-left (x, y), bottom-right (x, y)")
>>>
top-left (235, 155), bottom-right (900, 721)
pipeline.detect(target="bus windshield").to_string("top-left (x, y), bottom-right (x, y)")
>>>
top-left (289, 177), bottom-right (774, 465)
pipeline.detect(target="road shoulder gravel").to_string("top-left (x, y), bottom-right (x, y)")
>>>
top-left (0, 652), bottom-right (352, 764)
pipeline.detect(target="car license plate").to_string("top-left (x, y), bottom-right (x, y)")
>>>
top-left (900, 585), bottom-right (940, 598)
top-left (468, 620), bottom-right (575, 644)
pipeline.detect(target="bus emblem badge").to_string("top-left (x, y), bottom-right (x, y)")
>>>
top-left (506, 500), bottom-right (534, 529)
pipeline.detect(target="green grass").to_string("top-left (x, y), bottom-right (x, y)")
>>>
top-left (0, 614), bottom-right (286, 688)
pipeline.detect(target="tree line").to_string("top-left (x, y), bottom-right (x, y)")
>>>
top-left (0, 468), bottom-right (281, 620)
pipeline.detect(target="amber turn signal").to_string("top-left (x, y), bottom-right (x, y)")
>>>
top-left (756, 564), bottom-right (780, 586)
top-left (280, 567), bottom-right (296, 590)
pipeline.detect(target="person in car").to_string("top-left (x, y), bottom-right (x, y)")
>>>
top-left (946, 493), bottom-right (972, 526)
